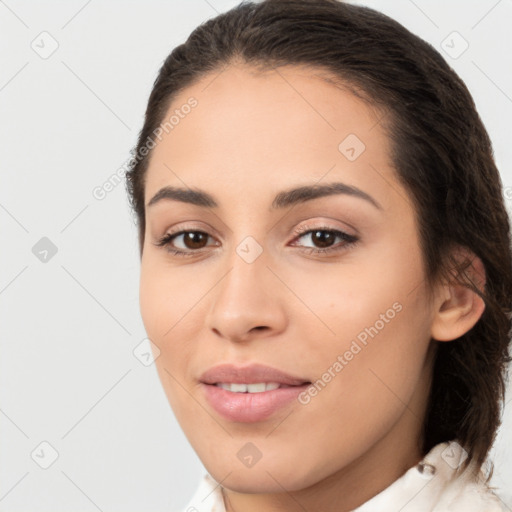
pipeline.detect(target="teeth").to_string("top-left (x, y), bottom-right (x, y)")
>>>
top-left (216, 382), bottom-right (281, 393)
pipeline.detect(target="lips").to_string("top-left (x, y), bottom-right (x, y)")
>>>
top-left (199, 363), bottom-right (311, 422)
top-left (199, 362), bottom-right (310, 386)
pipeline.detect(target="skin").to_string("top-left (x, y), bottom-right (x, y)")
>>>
top-left (138, 62), bottom-right (486, 512)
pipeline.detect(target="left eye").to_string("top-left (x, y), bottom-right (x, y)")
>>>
top-left (290, 227), bottom-right (358, 254)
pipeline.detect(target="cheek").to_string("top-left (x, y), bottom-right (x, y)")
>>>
top-left (289, 282), bottom-right (431, 466)
top-left (139, 260), bottom-right (203, 424)
top-left (139, 258), bottom-right (199, 380)
top-left (139, 266), bottom-right (167, 344)
top-left (290, 237), bottom-right (431, 398)
top-left (140, 255), bottom-right (195, 340)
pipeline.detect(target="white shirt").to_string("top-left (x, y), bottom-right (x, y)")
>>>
top-left (178, 441), bottom-right (509, 511)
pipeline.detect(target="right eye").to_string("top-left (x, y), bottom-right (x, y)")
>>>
top-left (154, 230), bottom-right (219, 257)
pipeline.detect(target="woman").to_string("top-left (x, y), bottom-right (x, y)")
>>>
top-left (125, 0), bottom-right (512, 510)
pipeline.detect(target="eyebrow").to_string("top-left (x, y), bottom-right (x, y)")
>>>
top-left (147, 182), bottom-right (382, 210)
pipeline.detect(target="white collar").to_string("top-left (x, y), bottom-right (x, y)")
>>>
top-left (180, 441), bottom-right (507, 512)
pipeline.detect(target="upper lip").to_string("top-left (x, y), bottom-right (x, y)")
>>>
top-left (200, 363), bottom-right (310, 386)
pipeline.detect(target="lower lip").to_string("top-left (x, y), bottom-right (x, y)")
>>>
top-left (201, 383), bottom-right (310, 423)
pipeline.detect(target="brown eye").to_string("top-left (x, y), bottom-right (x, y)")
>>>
top-left (291, 226), bottom-right (359, 255)
top-left (155, 230), bottom-right (218, 257)
top-left (180, 231), bottom-right (209, 250)
top-left (308, 230), bottom-right (337, 248)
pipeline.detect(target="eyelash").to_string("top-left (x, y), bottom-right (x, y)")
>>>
top-left (154, 225), bottom-right (359, 258)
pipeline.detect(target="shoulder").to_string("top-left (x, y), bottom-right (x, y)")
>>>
top-left (427, 441), bottom-right (509, 512)
top-left (353, 440), bottom-right (509, 512)
top-left (432, 470), bottom-right (509, 512)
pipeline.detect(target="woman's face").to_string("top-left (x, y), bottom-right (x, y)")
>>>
top-left (139, 63), bottom-right (437, 494)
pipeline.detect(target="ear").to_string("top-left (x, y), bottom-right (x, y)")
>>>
top-left (430, 246), bottom-right (487, 342)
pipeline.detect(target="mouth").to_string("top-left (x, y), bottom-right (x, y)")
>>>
top-left (199, 363), bottom-right (312, 422)
top-left (212, 382), bottom-right (309, 393)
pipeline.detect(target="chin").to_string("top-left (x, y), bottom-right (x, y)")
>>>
top-left (202, 455), bottom-right (320, 494)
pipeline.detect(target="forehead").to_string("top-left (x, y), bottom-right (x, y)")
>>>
top-left (144, 62), bottom-right (402, 213)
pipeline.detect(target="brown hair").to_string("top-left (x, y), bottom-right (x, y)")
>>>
top-left (126, 0), bottom-right (512, 477)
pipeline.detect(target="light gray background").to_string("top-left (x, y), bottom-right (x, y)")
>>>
top-left (1, 1), bottom-right (511, 511)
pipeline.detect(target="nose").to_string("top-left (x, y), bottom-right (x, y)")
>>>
top-left (205, 247), bottom-right (287, 343)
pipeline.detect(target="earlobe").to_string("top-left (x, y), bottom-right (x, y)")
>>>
top-left (430, 248), bottom-right (487, 342)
